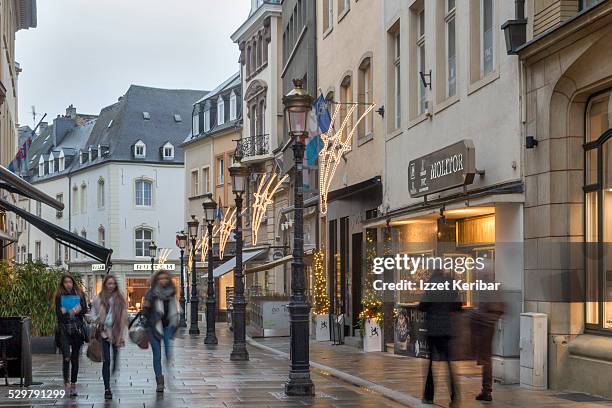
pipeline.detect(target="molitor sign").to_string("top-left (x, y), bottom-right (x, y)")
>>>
top-left (408, 139), bottom-right (475, 198)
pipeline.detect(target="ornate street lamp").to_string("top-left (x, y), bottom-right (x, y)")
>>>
top-left (202, 193), bottom-right (218, 345)
top-left (149, 241), bottom-right (158, 275)
top-left (229, 151), bottom-right (250, 361)
top-left (282, 79), bottom-right (314, 396)
top-left (176, 231), bottom-right (188, 328)
top-left (188, 215), bottom-right (200, 335)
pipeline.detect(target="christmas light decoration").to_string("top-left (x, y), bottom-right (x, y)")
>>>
top-left (319, 101), bottom-right (376, 214)
top-left (218, 207), bottom-right (236, 259)
top-left (158, 248), bottom-right (172, 265)
top-left (251, 173), bottom-right (289, 245)
top-left (311, 250), bottom-right (330, 315)
top-left (359, 229), bottom-right (383, 328)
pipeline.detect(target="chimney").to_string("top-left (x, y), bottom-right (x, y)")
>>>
top-left (38, 122), bottom-right (48, 134)
top-left (66, 104), bottom-right (77, 119)
top-left (53, 116), bottom-right (75, 147)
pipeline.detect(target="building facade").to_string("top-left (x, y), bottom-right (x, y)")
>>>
top-left (517, 0), bottom-right (612, 397)
top-left (0, 0), bottom-right (37, 260)
top-left (182, 72), bottom-right (243, 317)
top-left (316, 0), bottom-right (385, 338)
top-left (22, 86), bottom-right (205, 308)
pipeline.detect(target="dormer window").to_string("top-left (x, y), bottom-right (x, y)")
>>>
top-left (98, 144), bottom-right (102, 158)
top-left (58, 150), bottom-right (65, 172)
top-left (143, 112), bottom-right (150, 120)
top-left (192, 110), bottom-right (200, 136)
top-left (203, 109), bottom-right (211, 132)
top-left (48, 153), bottom-right (55, 174)
top-left (162, 142), bottom-right (174, 160)
top-left (174, 114), bottom-right (182, 122)
top-left (88, 147), bottom-right (93, 162)
top-left (217, 96), bottom-right (225, 126)
top-left (230, 91), bottom-right (237, 121)
top-left (38, 156), bottom-right (44, 177)
top-left (79, 150), bottom-right (87, 164)
top-left (134, 140), bottom-right (146, 158)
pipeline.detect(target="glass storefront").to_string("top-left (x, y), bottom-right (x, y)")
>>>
top-left (126, 277), bottom-right (179, 312)
top-left (585, 90), bottom-right (612, 331)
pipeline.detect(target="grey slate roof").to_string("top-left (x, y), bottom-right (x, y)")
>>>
top-left (78, 85), bottom-right (206, 167)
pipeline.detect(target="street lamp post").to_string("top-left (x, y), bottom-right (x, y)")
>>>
top-left (283, 79), bottom-right (314, 396)
top-left (177, 231), bottom-right (188, 328)
top-left (188, 216), bottom-right (200, 335)
top-left (229, 151), bottom-right (250, 361)
top-left (202, 194), bottom-right (218, 345)
top-left (149, 241), bottom-right (158, 275)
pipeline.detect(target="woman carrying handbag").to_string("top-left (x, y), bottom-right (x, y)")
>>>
top-left (91, 275), bottom-right (128, 400)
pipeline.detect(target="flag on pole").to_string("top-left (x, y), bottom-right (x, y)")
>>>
top-left (306, 95), bottom-right (332, 166)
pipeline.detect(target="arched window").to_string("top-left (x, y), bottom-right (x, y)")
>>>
top-left (584, 90), bottom-right (612, 331)
top-left (72, 185), bottom-right (79, 214)
top-left (217, 96), bottom-right (225, 126)
top-left (135, 179), bottom-right (153, 207)
top-left (80, 183), bottom-right (87, 214)
top-left (135, 227), bottom-right (153, 257)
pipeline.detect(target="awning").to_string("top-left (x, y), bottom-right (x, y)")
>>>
top-left (208, 249), bottom-right (266, 278)
top-left (0, 165), bottom-right (64, 210)
top-left (245, 254), bottom-right (292, 274)
top-left (0, 198), bottom-right (112, 266)
top-left (327, 176), bottom-right (382, 202)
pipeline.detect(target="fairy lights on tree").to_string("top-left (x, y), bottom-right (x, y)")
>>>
top-left (319, 102), bottom-right (376, 214)
top-left (358, 229), bottom-right (383, 329)
top-left (251, 173), bottom-right (288, 245)
top-left (311, 250), bottom-right (330, 315)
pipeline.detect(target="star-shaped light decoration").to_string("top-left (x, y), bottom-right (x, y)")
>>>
top-left (319, 101), bottom-right (376, 214)
top-left (251, 173), bottom-right (289, 245)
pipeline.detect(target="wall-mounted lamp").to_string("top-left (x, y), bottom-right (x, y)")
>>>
top-left (526, 136), bottom-right (538, 149)
top-left (376, 106), bottom-right (385, 118)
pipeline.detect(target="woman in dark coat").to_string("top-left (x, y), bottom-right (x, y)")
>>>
top-left (142, 270), bottom-right (179, 393)
top-left (54, 274), bottom-right (88, 397)
top-left (418, 269), bottom-right (462, 407)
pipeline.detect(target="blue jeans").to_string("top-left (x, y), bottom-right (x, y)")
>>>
top-left (150, 327), bottom-right (173, 377)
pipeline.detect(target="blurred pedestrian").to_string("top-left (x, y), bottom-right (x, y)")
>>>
top-left (472, 284), bottom-right (505, 401)
top-left (142, 270), bottom-right (179, 393)
top-left (54, 274), bottom-right (88, 397)
top-left (418, 269), bottom-right (462, 406)
top-left (91, 274), bottom-right (128, 400)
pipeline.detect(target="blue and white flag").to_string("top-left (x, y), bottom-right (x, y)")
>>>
top-left (306, 95), bottom-right (332, 166)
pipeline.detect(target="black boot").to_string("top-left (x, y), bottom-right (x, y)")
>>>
top-left (476, 391), bottom-right (492, 401)
top-left (104, 389), bottom-right (113, 400)
top-left (155, 375), bottom-right (164, 393)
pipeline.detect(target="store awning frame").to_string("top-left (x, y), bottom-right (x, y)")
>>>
top-left (0, 165), bottom-right (64, 210)
top-left (206, 248), bottom-right (267, 279)
top-left (0, 198), bottom-right (112, 267)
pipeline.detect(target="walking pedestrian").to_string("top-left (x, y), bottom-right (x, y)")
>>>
top-left (91, 275), bottom-right (127, 400)
top-left (418, 269), bottom-right (462, 407)
top-left (471, 283), bottom-right (505, 401)
top-left (54, 274), bottom-right (88, 397)
top-left (142, 270), bottom-right (179, 393)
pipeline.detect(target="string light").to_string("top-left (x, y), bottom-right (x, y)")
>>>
top-left (251, 173), bottom-right (289, 245)
top-left (312, 250), bottom-right (330, 315)
top-left (218, 207), bottom-right (236, 259)
top-left (359, 229), bottom-right (383, 327)
top-left (319, 101), bottom-right (376, 214)
top-left (158, 248), bottom-right (172, 265)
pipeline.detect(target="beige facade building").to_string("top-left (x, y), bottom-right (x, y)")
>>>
top-left (518, 0), bottom-right (612, 397)
top-left (182, 72), bottom-right (243, 316)
top-left (0, 0), bottom-right (37, 260)
top-left (316, 0), bottom-right (385, 338)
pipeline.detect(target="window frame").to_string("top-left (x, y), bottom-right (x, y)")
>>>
top-left (135, 227), bottom-right (154, 257)
top-left (480, 0), bottom-right (494, 78)
top-left (230, 91), bottom-right (237, 121)
top-left (445, 0), bottom-right (457, 98)
top-left (203, 109), bottom-right (211, 132)
top-left (80, 183), bottom-right (87, 214)
top-left (202, 166), bottom-right (211, 194)
top-left (584, 90), bottom-right (612, 334)
top-left (134, 141), bottom-right (146, 158)
top-left (191, 169), bottom-right (200, 197)
top-left (97, 178), bottom-right (105, 209)
top-left (216, 157), bottom-right (225, 186)
top-left (217, 96), bottom-right (225, 126)
top-left (135, 179), bottom-right (153, 207)
top-left (417, 8), bottom-right (427, 115)
top-left (393, 29), bottom-right (401, 129)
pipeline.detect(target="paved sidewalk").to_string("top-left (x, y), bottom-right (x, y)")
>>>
top-left (0, 325), bottom-right (404, 408)
top-left (253, 337), bottom-right (612, 408)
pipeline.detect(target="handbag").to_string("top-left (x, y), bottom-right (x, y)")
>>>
top-left (128, 312), bottom-right (149, 350)
top-left (86, 325), bottom-right (103, 363)
top-left (77, 320), bottom-right (90, 343)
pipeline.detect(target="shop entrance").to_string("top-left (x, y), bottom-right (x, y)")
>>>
top-left (126, 277), bottom-right (179, 312)
top-left (351, 232), bottom-right (363, 336)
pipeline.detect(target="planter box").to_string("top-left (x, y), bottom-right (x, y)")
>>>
top-left (363, 319), bottom-right (383, 352)
top-left (31, 336), bottom-right (57, 354)
top-left (314, 314), bottom-right (330, 341)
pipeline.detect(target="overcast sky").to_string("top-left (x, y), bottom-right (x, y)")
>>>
top-left (15, 0), bottom-right (250, 128)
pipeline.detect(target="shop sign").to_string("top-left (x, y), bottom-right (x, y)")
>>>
top-left (91, 264), bottom-right (106, 271)
top-left (408, 139), bottom-right (475, 198)
top-left (133, 263), bottom-right (176, 271)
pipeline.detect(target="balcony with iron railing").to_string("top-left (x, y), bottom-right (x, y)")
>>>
top-left (237, 134), bottom-right (271, 161)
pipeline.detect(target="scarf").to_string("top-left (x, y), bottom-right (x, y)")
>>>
top-left (94, 292), bottom-right (127, 346)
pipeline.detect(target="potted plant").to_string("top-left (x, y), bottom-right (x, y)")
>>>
top-left (358, 302), bottom-right (384, 352)
top-left (0, 261), bottom-right (76, 354)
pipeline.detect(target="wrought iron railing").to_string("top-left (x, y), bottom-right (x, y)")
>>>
top-left (237, 134), bottom-right (270, 158)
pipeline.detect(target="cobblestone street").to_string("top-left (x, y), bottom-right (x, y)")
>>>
top-left (0, 325), bottom-right (403, 408)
